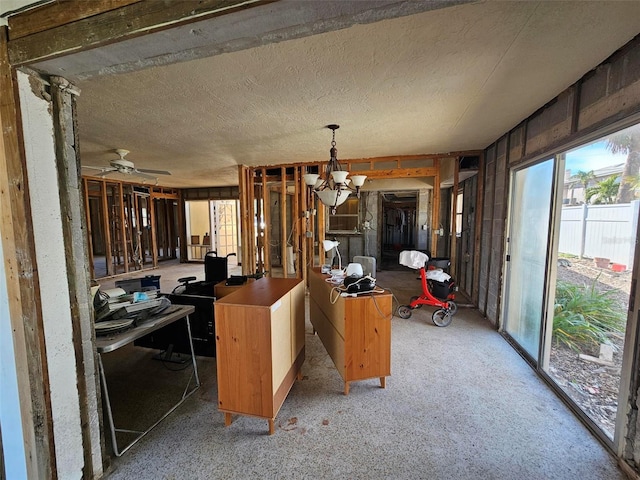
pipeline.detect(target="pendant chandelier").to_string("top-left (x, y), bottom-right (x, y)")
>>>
top-left (303, 124), bottom-right (367, 215)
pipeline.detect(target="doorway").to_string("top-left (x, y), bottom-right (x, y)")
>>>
top-left (380, 192), bottom-right (417, 270)
top-left (185, 199), bottom-right (240, 265)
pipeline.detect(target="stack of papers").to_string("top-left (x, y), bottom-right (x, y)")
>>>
top-left (95, 287), bottom-right (168, 323)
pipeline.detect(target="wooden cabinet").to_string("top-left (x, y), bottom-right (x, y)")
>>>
top-left (308, 268), bottom-right (392, 395)
top-left (213, 278), bottom-right (254, 299)
top-left (214, 278), bottom-right (304, 434)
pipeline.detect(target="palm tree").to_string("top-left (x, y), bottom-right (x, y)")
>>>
top-left (606, 127), bottom-right (640, 203)
top-left (571, 170), bottom-right (595, 203)
top-left (585, 175), bottom-right (619, 204)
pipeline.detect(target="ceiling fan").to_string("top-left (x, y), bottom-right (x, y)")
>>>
top-left (83, 149), bottom-right (171, 182)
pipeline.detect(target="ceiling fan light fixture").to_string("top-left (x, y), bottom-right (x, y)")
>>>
top-left (304, 124), bottom-right (367, 215)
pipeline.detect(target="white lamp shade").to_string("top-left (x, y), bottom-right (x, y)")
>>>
top-left (330, 170), bottom-right (349, 184)
top-left (335, 190), bottom-right (351, 206)
top-left (303, 173), bottom-right (319, 186)
top-left (316, 189), bottom-right (351, 208)
top-left (350, 175), bottom-right (367, 187)
top-left (322, 240), bottom-right (339, 252)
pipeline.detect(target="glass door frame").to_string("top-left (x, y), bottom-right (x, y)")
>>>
top-left (501, 156), bottom-right (561, 367)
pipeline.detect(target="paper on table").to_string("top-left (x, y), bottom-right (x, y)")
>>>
top-left (102, 287), bottom-right (127, 299)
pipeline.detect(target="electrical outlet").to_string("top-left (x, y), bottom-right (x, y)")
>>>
top-left (363, 220), bottom-right (370, 230)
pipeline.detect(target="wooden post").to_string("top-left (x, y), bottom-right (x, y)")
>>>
top-left (100, 180), bottom-right (113, 275)
top-left (50, 75), bottom-right (102, 475)
top-left (119, 183), bottom-right (129, 273)
top-left (299, 166), bottom-right (307, 281)
top-left (293, 166), bottom-right (300, 278)
top-left (0, 26), bottom-right (53, 479)
top-left (281, 166), bottom-right (288, 278)
top-left (432, 158), bottom-right (441, 255)
top-left (83, 177), bottom-right (95, 280)
top-left (238, 166), bottom-right (249, 275)
top-left (149, 193), bottom-right (158, 267)
top-left (450, 157), bottom-right (460, 278)
top-left (262, 168), bottom-right (271, 275)
top-left (317, 191), bottom-right (326, 265)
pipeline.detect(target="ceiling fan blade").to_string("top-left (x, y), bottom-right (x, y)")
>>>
top-left (97, 170), bottom-right (120, 177)
top-left (133, 171), bottom-right (158, 180)
top-left (136, 168), bottom-right (171, 175)
top-left (82, 165), bottom-right (108, 171)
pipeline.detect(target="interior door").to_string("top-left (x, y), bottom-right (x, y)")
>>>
top-left (502, 158), bottom-right (555, 362)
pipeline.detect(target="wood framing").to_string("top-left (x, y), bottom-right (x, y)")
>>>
top-left (0, 26), bottom-right (53, 479)
top-left (237, 152), bottom-right (480, 278)
top-left (7, 0), bottom-right (142, 39)
top-left (261, 168), bottom-right (271, 273)
top-left (7, 0), bottom-right (276, 66)
top-left (280, 166), bottom-right (287, 278)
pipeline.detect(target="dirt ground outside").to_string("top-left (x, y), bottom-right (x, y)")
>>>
top-left (550, 257), bottom-right (632, 438)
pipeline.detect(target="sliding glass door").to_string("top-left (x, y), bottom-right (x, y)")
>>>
top-left (501, 121), bottom-right (639, 448)
top-left (502, 158), bottom-right (555, 362)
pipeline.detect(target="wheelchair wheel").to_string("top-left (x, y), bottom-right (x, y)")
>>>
top-left (397, 305), bottom-right (412, 319)
top-left (410, 296), bottom-right (422, 309)
top-left (447, 301), bottom-right (458, 315)
top-left (432, 309), bottom-right (453, 327)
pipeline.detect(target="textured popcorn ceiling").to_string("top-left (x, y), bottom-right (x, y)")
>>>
top-left (34, 1), bottom-right (640, 188)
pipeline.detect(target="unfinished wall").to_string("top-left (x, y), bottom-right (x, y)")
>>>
top-left (477, 34), bottom-right (640, 471)
top-left (479, 35), bottom-right (640, 325)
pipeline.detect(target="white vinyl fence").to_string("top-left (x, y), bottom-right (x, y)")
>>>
top-left (559, 200), bottom-right (640, 269)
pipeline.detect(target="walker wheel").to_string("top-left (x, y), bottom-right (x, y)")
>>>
top-left (409, 296), bottom-right (422, 309)
top-left (397, 305), bottom-right (412, 319)
top-left (446, 301), bottom-right (458, 315)
top-left (432, 309), bottom-right (453, 327)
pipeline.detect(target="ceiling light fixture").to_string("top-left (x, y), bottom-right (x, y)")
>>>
top-left (303, 124), bottom-right (367, 215)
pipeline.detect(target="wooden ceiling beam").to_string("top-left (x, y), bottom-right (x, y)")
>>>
top-left (7, 0), bottom-right (142, 40)
top-left (7, 0), bottom-right (276, 66)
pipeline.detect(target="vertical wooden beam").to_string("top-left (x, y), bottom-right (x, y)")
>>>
top-left (299, 167), bottom-right (308, 282)
top-left (293, 166), bottom-right (300, 278)
top-left (50, 75), bottom-right (102, 476)
top-left (248, 170), bottom-right (256, 274)
top-left (149, 194), bottom-right (158, 267)
top-left (254, 174), bottom-right (263, 272)
top-left (100, 180), bottom-right (113, 275)
top-left (280, 166), bottom-right (287, 278)
top-left (118, 183), bottom-right (128, 273)
top-left (472, 152), bottom-right (485, 304)
top-left (450, 157), bottom-right (460, 277)
top-left (317, 194), bottom-right (326, 266)
top-left (177, 190), bottom-right (186, 263)
top-left (83, 177), bottom-right (95, 280)
top-left (237, 166), bottom-right (246, 273)
top-left (261, 168), bottom-right (271, 275)
top-left (0, 26), bottom-right (53, 479)
top-left (432, 158), bottom-right (441, 255)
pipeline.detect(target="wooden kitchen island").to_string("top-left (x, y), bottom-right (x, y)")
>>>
top-left (308, 268), bottom-right (392, 395)
top-left (214, 277), bottom-right (304, 434)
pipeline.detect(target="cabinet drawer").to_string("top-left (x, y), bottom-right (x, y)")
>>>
top-left (310, 296), bottom-right (345, 378)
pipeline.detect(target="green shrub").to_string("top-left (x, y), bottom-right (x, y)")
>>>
top-left (553, 279), bottom-right (625, 352)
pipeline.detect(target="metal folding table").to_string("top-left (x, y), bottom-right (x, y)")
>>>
top-left (95, 304), bottom-right (199, 456)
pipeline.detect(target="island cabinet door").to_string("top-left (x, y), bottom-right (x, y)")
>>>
top-left (344, 295), bottom-right (392, 381)
top-left (215, 303), bottom-right (274, 418)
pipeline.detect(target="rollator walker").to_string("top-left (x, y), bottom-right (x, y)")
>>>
top-left (397, 250), bottom-right (457, 327)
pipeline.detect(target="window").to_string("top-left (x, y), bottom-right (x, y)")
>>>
top-left (327, 197), bottom-right (360, 233)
